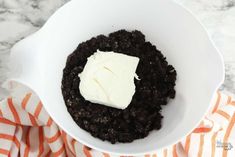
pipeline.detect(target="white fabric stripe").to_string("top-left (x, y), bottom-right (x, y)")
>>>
top-left (220, 93), bottom-right (230, 106)
top-left (0, 153), bottom-right (8, 157)
top-left (0, 140), bottom-right (12, 150)
top-left (166, 147), bottom-right (172, 157)
top-left (19, 127), bottom-right (29, 157)
top-left (74, 142), bottom-right (86, 157)
top-left (37, 106), bottom-right (51, 125)
top-left (47, 138), bottom-right (64, 151)
top-left (21, 93), bottom-right (42, 125)
top-left (8, 137), bottom-right (19, 157)
top-left (15, 92), bottom-right (45, 126)
top-left (187, 134), bottom-right (200, 157)
top-left (14, 97), bottom-right (40, 126)
top-left (62, 133), bottom-right (76, 156)
top-left (89, 149), bottom-right (104, 157)
top-left (214, 127), bottom-right (225, 157)
top-left (43, 123), bottom-right (59, 140)
top-left (16, 107), bottom-right (31, 125)
top-left (62, 132), bottom-right (77, 156)
top-left (219, 105), bottom-right (235, 117)
top-left (43, 123), bottom-right (61, 155)
top-left (1, 81), bottom-right (235, 157)
top-left (23, 93), bottom-right (39, 112)
top-left (46, 141), bottom-right (64, 156)
top-left (202, 133), bottom-right (212, 157)
top-left (0, 99), bottom-right (15, 123)
top-left (40, 143), bottom-right (51, 157)
top-left (209, 113), bottom-right (230, 130)
top-left (12, 126), bottom-right (23, 157)
top-left (0, 123), bottom-right (16, 135)
top-left (176, 143), bottom-right (187, 157)
top-left (0, 126), bottom-right (21, 156)
top-left (22, 92), bottom-right (50, 125)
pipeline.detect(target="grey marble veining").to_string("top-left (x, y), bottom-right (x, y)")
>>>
top-left (0, 0), bottom-right (235, 99)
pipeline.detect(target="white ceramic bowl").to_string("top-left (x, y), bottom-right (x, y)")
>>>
top-left (10, 0), bottom-right (224, 155)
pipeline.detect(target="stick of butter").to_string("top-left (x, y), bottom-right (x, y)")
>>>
top-left (79, 50), bottom-right (139, 109)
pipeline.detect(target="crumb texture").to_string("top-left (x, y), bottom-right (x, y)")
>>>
top-left (62, 30), bottom-right (177, 143)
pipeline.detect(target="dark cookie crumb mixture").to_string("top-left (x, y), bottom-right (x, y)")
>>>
top-left (62, 30), bottom-right (177, 143)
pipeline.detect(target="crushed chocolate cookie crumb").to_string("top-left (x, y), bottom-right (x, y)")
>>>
top-left (62, 30), bottom-right (177, 143)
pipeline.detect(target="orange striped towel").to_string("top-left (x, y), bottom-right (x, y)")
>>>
top-left (0, 82), bottom-right (235, 157)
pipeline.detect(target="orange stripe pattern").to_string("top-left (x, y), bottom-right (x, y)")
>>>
top-left (103, 153), bottom-right (111, 157)
top-left (212, 92), bottom-right (221, 113)
top-left (172, 145), bottom-right (178, 157)
top-left (0, 109), bottom-right (3, 117)
top-left (230, 101), bottom-right (235, 106)
top-left (38, 127), bottom-right (44, 157)
top-left (34, 101), bottom-right (43, 118)
top-left (28, 114), bottom-right (38, 126)
top-left (71, 139), bottom-right (76, 153)
top-left (45, 150), bottom-right (51, 157)
top-left (21, 93), bottom-right (32, 109)
top-left (152, 154), bottom-right (157, 157)
top-left (24, 128), bottom-right (31, 157)
top-left (193, 127), bottom-right (212, 133)
top-left (61, 131), bottom-right (76, 157)
top-left (184, 135), bottom-right (191, 154)
top-left (53, 145), bottom-right (65, 157)
top-left (216, 109), bottom-right (231, 120)
top-left (46, 130), bottom-right (61, 143)
top-left (222, 113), bottom-right (235, 157)
top-left (197, 134), bottom-right (204, 157)
top-left (0, 148), bottom-right (9, 155)
top-left (211, 132), bottom-right (218, 157)
top-left (0, 91), bottom-right (235, 157)
top-left (0, 133), bottom-right (20, 148)
top-left (226, 96), bottom-right (232, 104)
top-left (46, 117), bottom-right (53, 126)
top-left (83, 146), bottom-right (92, 157)
top-left (0, 118), bottom-right (17, 126)
top-left (8, 98), bottom-right (21, 124)
top-left (163, 149), bottom-right (167, 157)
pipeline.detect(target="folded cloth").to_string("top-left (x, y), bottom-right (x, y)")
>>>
top-left (0, 81), bottom-right (235, 157)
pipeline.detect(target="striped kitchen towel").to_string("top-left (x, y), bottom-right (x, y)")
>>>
top-left (0, 81), bottom-right (235, 157)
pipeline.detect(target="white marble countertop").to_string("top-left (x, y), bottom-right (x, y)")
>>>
top-left (0, 0), bottom-right (235, 98)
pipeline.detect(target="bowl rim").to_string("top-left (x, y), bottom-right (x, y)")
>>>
top-left (9, 0), bottom-right (225, 155)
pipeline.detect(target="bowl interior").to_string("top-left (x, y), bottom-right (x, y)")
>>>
top-left (12, 0), bottom-right (224, 155)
